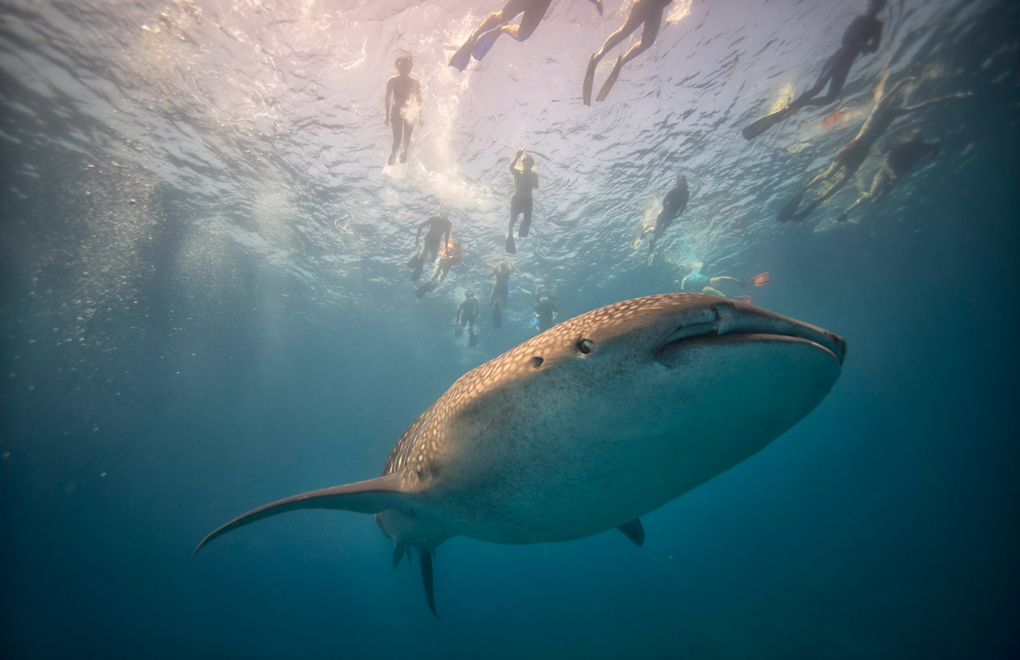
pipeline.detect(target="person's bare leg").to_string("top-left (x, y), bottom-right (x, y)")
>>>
top-left (389, 115), bottom-right (403, 165)
top-left (401, 122), bottom-right (414, 163)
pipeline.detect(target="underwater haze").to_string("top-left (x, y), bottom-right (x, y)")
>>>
top-left (1, 0), bottom-right (1018, 657)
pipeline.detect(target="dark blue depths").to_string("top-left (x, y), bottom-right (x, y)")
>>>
top-left (2, 6), bottom-right (1019, 660)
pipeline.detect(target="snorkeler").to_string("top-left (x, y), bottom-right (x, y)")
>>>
top-left (416, 235), bottom-right (463, 297)
top-left (641, 171), bottom-right (690, 266)
top-left (742, 0), bottom-right (887, 141)
top-left (407, 207), bottom-right (452, 282)
top-left (583, 0), bottom-right (672, 105)
top-left (777, 66), bottom-right (969, 223)
top-left (488, 259), bottom-right (514, 327)
top-left (505, 147), bottom-right (539, 254)
top-left (384, 55), bottom-right (423, 166)
top-left (533, 294), bottom-right (559, 332)
top-left (678, 267), bottom-right (770, 300)
top-left (835, 131), bottom-right (941, 223)
top-left (450, 0), bottom-right (604, 71)
top-left (456, 290), bottom-right (480, 346)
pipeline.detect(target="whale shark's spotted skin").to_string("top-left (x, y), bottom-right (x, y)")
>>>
top-left (195, 294), bottom-right (846, 618)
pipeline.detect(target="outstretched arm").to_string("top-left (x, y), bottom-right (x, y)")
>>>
top-left (415, 80), bottom-right (423, 126)
top-left (901, 91), bottom-right (971, 114)
top-left (384, 78), bottom-right (393, 125)
top-left (415, 219), bottom-right (429, 245)
top-left (510, 147), bottom-right (523, 173)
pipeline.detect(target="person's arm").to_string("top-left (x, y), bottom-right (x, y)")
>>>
top-left (415, 79), bottom-right (424, 126)
top-left (900, 91), bottom-right (971, 114)
top-left (532, 169), bottom-right (539, 190)
top-left (443, 225), bottom-right (451, 251)
top-left (415, 219), bottom-right (429, 245)
top-left (384, 78), bottom-right (393, 125)
top-left (510, 147), bottom-right (523, 173)
top-left (489, 265), bottom-right (498, 278)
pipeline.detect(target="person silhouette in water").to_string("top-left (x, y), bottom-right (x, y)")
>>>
top-left (449, 0), bottom-right (604, 71)
top-left (417, 235), bottom-right (463, 298)
top-left (778, 66), bottom-right (969, 223)
top-left (488, 259), bottom-right (514, 327)
top-left (384, 55), bottom-right (423, 165)
top-left (456, 289), bottom-right (480, 346)
top-left (506, 148), bottom-right (539, 254)
top-left (742, 0), bottom-right (887, 141)
top-left (642, 170), bottom-right (690, 266)
top-left (407, 206), bottom-right (452, 282)
top-left (835, 131), bottom-right (942, 223)
top-left (583, 0), bottom-right (673, 105)
top-left (533, 294), bottom-right (559, 333)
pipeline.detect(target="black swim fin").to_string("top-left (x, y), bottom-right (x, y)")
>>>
top-left (582, 55), bottom-right (597, 106)
top-left (777, 188), bottom-right (807, 223)
top-left (415, 280), bottom-right (437, 298)
top-left (505, 232), bottom-right (516, 254)
top-left (411, 259), bottom-right (425, 281)
top-left (472, 28), bottom-right (502, 61)
top-left (449, 40), bottom-right (474, 71)
top-left (595, 55), bottom-right (623, 102)
top-left (742, 106), bottom-right (794, 141)
top-left (647, 236), bottom-right (657, 267)
top-left (492, 305), bottom-right (502, 328)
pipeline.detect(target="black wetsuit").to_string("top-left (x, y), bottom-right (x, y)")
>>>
top-left (533, 299), bottom-right (559, 332)
top-left (790, 14), bottom-right (882, 109)
top-left (417, 216), bottom-right (452, 262)
top-left (654, 174), bottom-right (690, 237)
top-left (458, 298), bottom-right (479, 327)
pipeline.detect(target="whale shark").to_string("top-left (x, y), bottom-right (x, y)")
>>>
top-left (193, 293), bottom-right (846, 617)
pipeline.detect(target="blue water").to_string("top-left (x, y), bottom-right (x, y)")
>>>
top-left (1, 0), bottom-right (1018, 657)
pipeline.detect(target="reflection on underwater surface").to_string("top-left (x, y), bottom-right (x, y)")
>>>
top-left (0, 0), bottom-right (1018, 658)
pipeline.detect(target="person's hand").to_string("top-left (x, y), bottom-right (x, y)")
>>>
top-left (516, 147), bottom-right (525, 157)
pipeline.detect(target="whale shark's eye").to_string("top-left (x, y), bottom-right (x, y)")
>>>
top-left (531, 357), bottom-right (544, 368)
top-left (578, 339), bottom-right (593, 355)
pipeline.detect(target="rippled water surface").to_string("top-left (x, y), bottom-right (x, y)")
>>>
top-left (1, 0), bottom-right (1018, 657)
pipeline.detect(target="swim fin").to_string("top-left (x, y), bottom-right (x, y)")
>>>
top-left (492, 305), bottom-right (502, 328)
top-left (647, 237), bottom-right (657, 267)
top-left (731, 295), bottom-right (753, 304)
top-left (742, 106), bottom-right (795, 141)
top-left (582, 55), bottom-right (597, 106)
top-left (415, 280), bottom-right (438, 298)
top-left (777, 188), bottom-right (807, 223)
top-left (472, 28), bottom-right (502, 61)
top-left (505, 232), bottom-right (516, 254)
top-left (449, 40), bottom-right (475, 71)
top-left (744, 271), bottom-right (770, 287)
top-left (411, 259), bottom-right (425, 281)
top-left (595, 55), bottom-right (623, 102)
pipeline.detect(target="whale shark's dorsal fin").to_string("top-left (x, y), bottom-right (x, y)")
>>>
top-left (616, 518), bottom-right (645, 547)
top-left (419, 549), bottom-right (439, 620)
top-left (191, 473), bottom-right (409, 559)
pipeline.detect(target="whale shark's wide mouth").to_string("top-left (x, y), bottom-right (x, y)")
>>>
top-left (655, 300), bottom-right (847, 366)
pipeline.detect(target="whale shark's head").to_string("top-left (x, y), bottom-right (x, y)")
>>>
top-left (393, 293), bottom-right (846, 544)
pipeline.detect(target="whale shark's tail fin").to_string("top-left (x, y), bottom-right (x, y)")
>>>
top-left (191, 473), bottom-right (408, 559)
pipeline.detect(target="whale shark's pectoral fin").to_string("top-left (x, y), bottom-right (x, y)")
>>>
top-left (419, 548), bottom-right (440, 620)
top-left (616, 518), bottom-right (645, 547)
top-left (393, 541), bottom-right (408, 568)
top-left (192, 473), bottom-right (409, 559)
